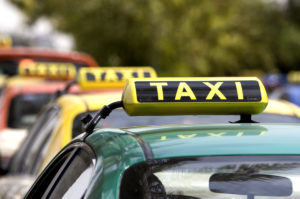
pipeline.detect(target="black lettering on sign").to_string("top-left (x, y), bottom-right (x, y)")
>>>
top-left (135, 81), bottom-right (261, 102)
top-left (84, 70), bottom-right (153, 82)
top-left (21, 62), bottom-right (75, 76)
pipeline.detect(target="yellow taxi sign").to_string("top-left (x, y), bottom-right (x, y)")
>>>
top-left (287, 71), bottom-right (300, 84)
top-left (18, 59), bottom-right (77, 80)
top-left (78, 67), bottom-right (157, 90)
top-left (122, 77), bottom-right (268, 115)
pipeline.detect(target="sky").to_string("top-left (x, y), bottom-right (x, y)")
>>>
top-left (0, 0), bottom-right (73, 50)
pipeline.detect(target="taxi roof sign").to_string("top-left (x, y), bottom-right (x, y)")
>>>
top-left (287, 71), bottom-right (300, 84)
top-left (78, 67), bottom-right (157, 90)
top-left (18, 59), bottom-right (77, 80)
top-left (122, 77), bottom-right (268, 116)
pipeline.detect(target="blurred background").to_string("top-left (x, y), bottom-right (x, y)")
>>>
top-left (1, 0), bottom-right (300, 76)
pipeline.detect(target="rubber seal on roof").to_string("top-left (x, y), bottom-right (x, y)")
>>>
top-left (123, 129), bottom-right (154, 161)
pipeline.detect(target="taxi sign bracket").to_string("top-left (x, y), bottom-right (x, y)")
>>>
top-left (230, 114), bottom-right (257, 123)
top-left (82, 101), bottom-right (123, 134)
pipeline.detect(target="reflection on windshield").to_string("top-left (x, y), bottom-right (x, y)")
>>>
top-left (101, 110), bottom-right (300, 129)
top-left (120, 156), bottom-right (300, 199)
top-left (71, 110), bottom-right (300, 138)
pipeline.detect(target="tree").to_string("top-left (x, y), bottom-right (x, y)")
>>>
top-left (11, 0), bottom-right (300, 76)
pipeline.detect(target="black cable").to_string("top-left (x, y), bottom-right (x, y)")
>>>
top-left (82, 101), bottom-right (123, 134)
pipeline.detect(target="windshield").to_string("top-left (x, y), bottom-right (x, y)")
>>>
top-left (71, 110), bottom-right (300, 138)
top-left (120, 156), bottom-right (300, 199)
top-left (0, 59), bottom-right (88, 76)
top-left (9, 104), bottom-right (61, 174)
top-left (8, 93), bottom-right (54, 129)
top-left (101, 110), bottom-right (300, 128)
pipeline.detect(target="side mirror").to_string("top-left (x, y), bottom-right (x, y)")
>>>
top-left (209, 173), bottom-right (293, 199)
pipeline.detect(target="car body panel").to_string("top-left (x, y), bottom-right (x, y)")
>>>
top-left (265, 99), bottom-right (300, 117)
top-left (125, 123), bottom-right (300, 159)
top-left (0, 47), bottom-right (98, 69)
top-left (82, 123), bottom-right (300, 198)
top-left (0, 81), bottom-right (67, 129)
top-left (0, 80), bottom-right (83, 169)
top-left (0, 128), bottom-right (27, 162)
top-left (84, 130), bottom-right (146, 199)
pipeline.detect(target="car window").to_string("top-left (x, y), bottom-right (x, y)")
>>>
top-left (8, 93), bottom-right (54, 129)
top-left (120, 156), bottom-right (300, 199)
top-left (25, 144), bottom-right (95, 199)
top-left (9, 104), bottom-right (61, 174)
top-left (0, 60), bottom-right (18, 76)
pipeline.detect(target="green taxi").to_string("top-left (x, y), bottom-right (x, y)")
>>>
top-left (25, 77), bottom-right (300, 199)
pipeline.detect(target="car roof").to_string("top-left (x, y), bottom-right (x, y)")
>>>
top-left (57, 90), bottom-right (122, 112)
top-left (82, 122), bottom-right (300, 198)
top-left (86, 123), bottom-right (300, 161)
top-left (0, 47), bottom-right (98, 66)
top-left (265, 99), bottom-right (300, 117)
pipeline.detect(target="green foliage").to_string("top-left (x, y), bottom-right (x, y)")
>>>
top-left (11, 0), bottom-right (300, 76)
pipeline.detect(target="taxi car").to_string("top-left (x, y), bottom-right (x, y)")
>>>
top-left (266, 71), bottom-right (300, 106)
top-left (2, 66), bottom-right (158, 170)
top-left (0, 61), bottom-right (90, 168)
top-left (25, 77), bottom-right (300, 198)
top-left (0, 79), bottom-right (80, 168)
top-left (0, 92), bottom-right (122, 198)
top-left (0, 47), bottom-right (97, 76)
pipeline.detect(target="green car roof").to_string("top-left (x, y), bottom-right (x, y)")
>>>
top-left (84, 123), bottom-right (300, 198)
top-left (87, 123), bottom-right (300, 160)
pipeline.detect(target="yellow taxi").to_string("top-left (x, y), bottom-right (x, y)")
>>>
top-left (40, 91), bottom-right (123, 172)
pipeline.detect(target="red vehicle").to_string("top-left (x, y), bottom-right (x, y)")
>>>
top-left (0, 80), bottom-right (81, 169)
top-left (0, 47), bottom-right (98, 76)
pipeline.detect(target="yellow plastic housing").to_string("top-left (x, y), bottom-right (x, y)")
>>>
top-left (287, 71), bottom-right (300, 84)
top-left (78, 67), bottom-right (157, 90)
top-left (18, 60), bottom-right (76, 80)
top-left (122, 77), bottom-right (268, 116)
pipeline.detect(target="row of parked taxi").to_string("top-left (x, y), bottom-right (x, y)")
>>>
top-left (0, 47), bottom-right (300, 199)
